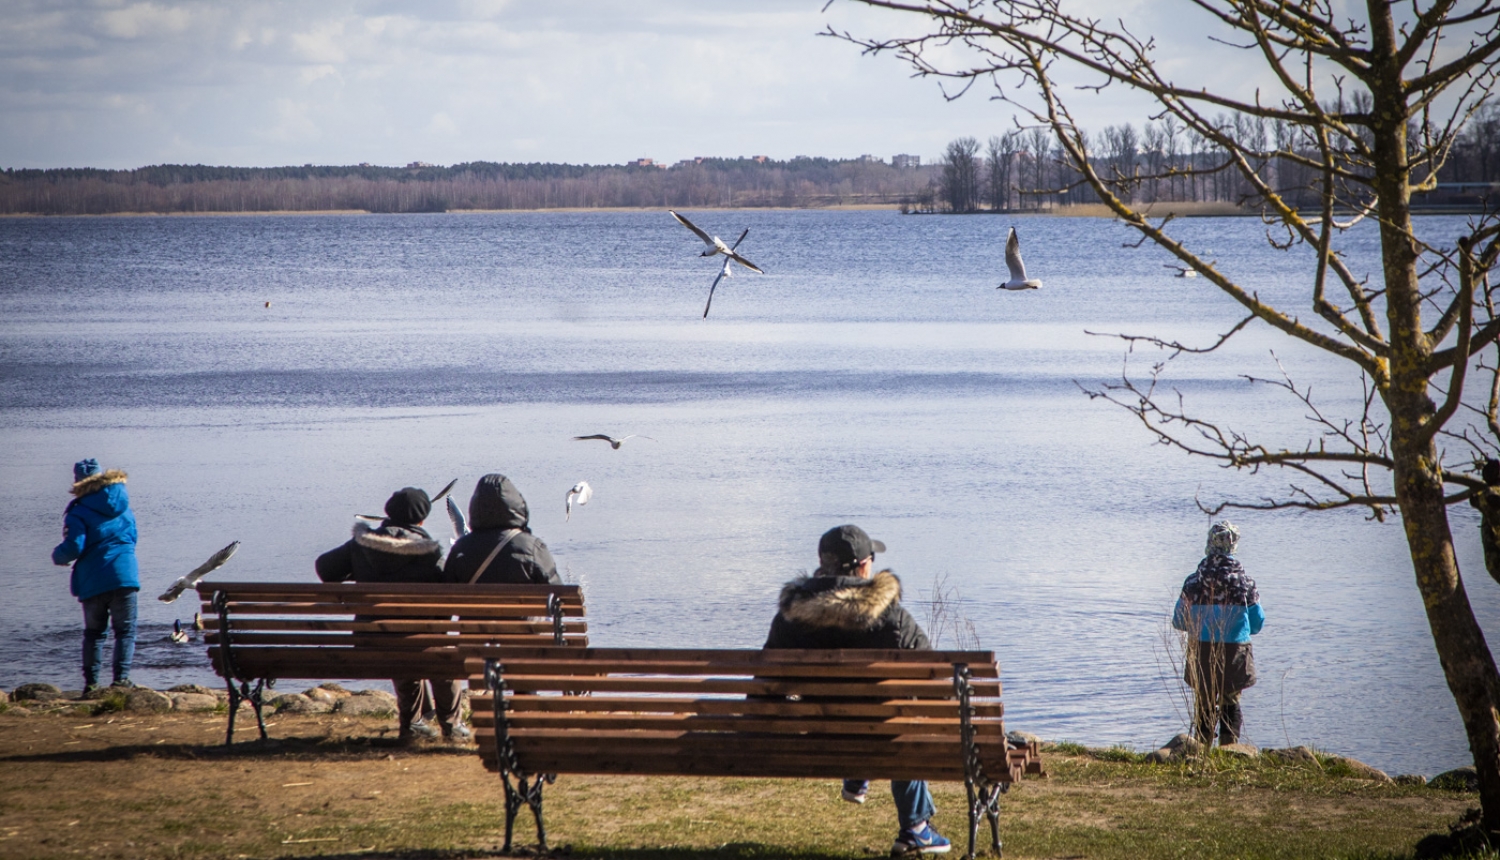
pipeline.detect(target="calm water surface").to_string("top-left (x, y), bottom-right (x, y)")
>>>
top-left (0, 210), bottom-right (1490, 777)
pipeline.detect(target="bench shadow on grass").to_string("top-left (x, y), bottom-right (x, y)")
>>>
top-left (266, 848), bottom-right (858, 860)
top-left (0, 734), bottom-right (481, 764)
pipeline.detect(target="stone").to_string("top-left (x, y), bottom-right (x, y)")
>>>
top-left (168, 684), bottom-right (215, 696)
top-left (303, 687), bottom-right (340, 705)
top-left (1144, 749), bottom-right (1173, 764)
top-left (5, 706), bottom-right (32, 716)
top-left (1006, 730), bottom-right (1043, 746)
top-left (317, 682), bottom-right (352, 697)
top-left (1264, 745), bottom-right (1319, 765)
top-left (1218, 742), bottom-right (1259, 758)
top-left (168, 693), bottom-right (220, 712)
top-left (336, 695), bottom-right (396, 717)
top-left (1324, 754), bottom-right (1392, 782)
top-left (124, 687), bottom-right (173, 713)
top-left (1429, 766), bottom-right (1480, 792)
top-left (352, 688), bottom-right (397, 705)
top-left (12, 683), bottom-right (64, 702)
top-left (1162, 733), bottom-right (1204, 757)
top-left (1394, 774), bottom-right (1428, 787)
top-left (0, 689), bottom-right (7, 704)
top-left (269, 693), bottom-right (331, 715)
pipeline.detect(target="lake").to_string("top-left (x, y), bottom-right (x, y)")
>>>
top-left (0, 209), bottom-right (1490, 778)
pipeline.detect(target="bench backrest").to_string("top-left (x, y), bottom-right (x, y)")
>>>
top-left (198, 581), bottom-right (588, 682)
top-left (466, 646), bottom-right (1039, 784)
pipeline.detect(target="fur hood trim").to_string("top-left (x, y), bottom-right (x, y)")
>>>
top-left (351, 521), bottom-right (440, 557)
top-left (778, 570), bottom-right (902, 631)
top-left (71, 469), bottom-right (127, 498)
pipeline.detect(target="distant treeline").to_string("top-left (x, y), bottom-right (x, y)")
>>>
top-left (0, 158), bottom-right (939, 215)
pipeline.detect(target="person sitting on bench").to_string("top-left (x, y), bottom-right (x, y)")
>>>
top-left (316, 486), bottom-right (467, 743)
top-left (763, 524), bottom-right (951, 857)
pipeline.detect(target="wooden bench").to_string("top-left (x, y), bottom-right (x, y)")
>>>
top-left (197, 581), bottom-right (587, 744)
top-left (465, 646), bottom-right (1043, 859)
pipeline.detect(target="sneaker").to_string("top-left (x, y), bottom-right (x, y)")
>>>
top-left (109, 679), bottom-right (136, 690)
top-left (841, 779), bottom-right (869, 804)
top-left (891, 822), bottom-right (951, 856)
top-left (443, 722), bottom-right (472, 743)
top-left (82, 685), bottom-right (107, 700)
top-left (400, 719), bottom-right (440, 744)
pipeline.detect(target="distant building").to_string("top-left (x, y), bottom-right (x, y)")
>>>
top-left (857, 154), bottom-right (883, 164)
top-left (892, 154), bottom-right (920, 169)
top-left (751, 155), bottom-right (769, 164)
top-left (405, 161), bottom-right (434, 169)
top-left (673, 157), bottom-right (709, 168)
top-left (628, 158), bottom-right (657, 167)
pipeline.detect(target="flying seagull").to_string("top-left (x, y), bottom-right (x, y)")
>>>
top-left (566, 481), bottom-right (593, 521)
top-left (703, 228), bottom-right (750, 319)
top-left (158, 541), bottom-right (241, 603)
top-left (669, 210), bottom-right (764, 274)
top-left (356, 478), bottom-right (459, 520)
top-left (446, 495), bottom-right (469, 539)
top-left (998, 227), bottom-right (1043, 291)
top-left (573, 434), bottom-right (655, 450)
top-left (170, 619), bottom-right (189, 644)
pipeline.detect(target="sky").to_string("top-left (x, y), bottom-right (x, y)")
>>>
top-left (0, 0), bottom-right (1373, 170)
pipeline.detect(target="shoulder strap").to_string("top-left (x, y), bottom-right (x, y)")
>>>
top-left (468, 529), bottom-right (523, 585)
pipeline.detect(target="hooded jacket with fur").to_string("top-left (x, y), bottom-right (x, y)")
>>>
top-left (52, 469), bottom-right (140, 600)
top-left (444, 474), bottom-right (560, 585)
top-left (315, 520), bottom-right (444, 584)
top-left (764, 570), bottom-right (930, 651)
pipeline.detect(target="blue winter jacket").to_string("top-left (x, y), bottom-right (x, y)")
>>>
top-left (1171, 553), bottom-right (1265, 643)
top-left (52, 470), bottom-right (140, 600)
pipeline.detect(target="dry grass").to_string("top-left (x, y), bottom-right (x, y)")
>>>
top-left (0, 709), bottom-right (1483, 860)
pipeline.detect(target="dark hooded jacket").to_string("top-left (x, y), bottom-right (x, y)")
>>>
top-left (315, 520), bottom-right (444, 584)
top-left (764, 570), bottom-right (930, 651)
top-left (52, 469), bottom-right (140, 600)
top-left (444, 474), bottom-right (560, 585)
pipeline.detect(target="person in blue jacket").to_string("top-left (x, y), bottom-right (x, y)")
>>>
top-left (1172, 521), bottom-right (1265, 746)
top-left (52, 458), bottom-right (141, 694)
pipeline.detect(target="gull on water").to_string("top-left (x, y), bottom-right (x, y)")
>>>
top-left (573, 434), bottom-right (655, 450)
top-left (1164, 263), bottom-right (1199, 278)
top-left (703, 228), bottom-right (750, 319)
top-left (158, 540), bottom-right (241, 603)
top-left (170, 619), bottom-right (189, 644)
top-left (566, 481), bottom-right (593, 521)
top-left (998, 227), bottom-right (1043, 291)
top-left (669, 210), bottom-right (764, 274)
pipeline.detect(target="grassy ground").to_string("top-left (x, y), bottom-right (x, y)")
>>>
top-left (0, 705), bottom-right (1485, 860)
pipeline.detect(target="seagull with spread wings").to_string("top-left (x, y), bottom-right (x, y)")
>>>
top-left (702, 228), bottom-right (750, 319)
top-left (158, 541), bottom-right (241, 603)
top-left (566, 481), bottom-right (593, 521)
top-left (998, 227), bottom-right (1043, 291)
top-left (670, 210), bottom-right (764, 274)
top-left (573, 434), bottom-right (655, 450)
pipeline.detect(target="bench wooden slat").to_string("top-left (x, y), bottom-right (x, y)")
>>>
top-left (197, 581), bottom-right (584, 598)
top-left (210, 603), bottom-right (584, 618)
top-left (467, 692), bottom-right (1004, 719)
top-left (493, 675), bottom-right (999, 698)
top-left (210, 618), bottom-right (586, 634)
top-left (206, 633), bottom-right (588, 648)
top-left (466, 657), bottom-right (989, 679)
top-left (474, 712), bottom-right (1008, 737)
top-left (463, 646), bottom-right (993, 665)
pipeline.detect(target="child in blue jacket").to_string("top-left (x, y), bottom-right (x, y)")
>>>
top-left (52, 458), bottom-right (140, 693)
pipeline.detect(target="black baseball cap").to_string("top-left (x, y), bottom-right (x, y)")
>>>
top-left (818, 524), bottom-right (886, 570)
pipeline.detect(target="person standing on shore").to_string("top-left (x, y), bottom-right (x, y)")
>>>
top-left (763, 524), bottom-right (950, 856)
top-left (52, 458), bottom-right (141, 696)
top-left (315, 486), bottom-right (467, 743)
top-left (1172, 520), bottom-right (1265, 747)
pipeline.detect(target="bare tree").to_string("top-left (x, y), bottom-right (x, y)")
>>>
top-left (942, 136), bottom-right (983, 212)
top-left (828, 0), bottom-right (1500, 832)
top-left (985, 131), bottom-right (1019, 210)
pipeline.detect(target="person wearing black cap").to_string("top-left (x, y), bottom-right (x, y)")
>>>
top-left (316, 487), bottom-right (464, 743)
top-left (764, 525), bottom-right (949, 856)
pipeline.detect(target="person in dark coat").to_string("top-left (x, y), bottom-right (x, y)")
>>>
top-left (444, 474), bottom-right (560, 585)
top-left (316, 487), bottom-right (466, 743)
top-left (763, 524), bottom-right (950, 857)
top-left (52, 458), bottom-right (141, 695)
top-left (1172, 520), bottom-right (1265, 746)
top-left (1470, 459), bottom-right (1500, 586)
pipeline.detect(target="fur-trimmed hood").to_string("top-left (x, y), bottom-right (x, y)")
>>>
top-left (71, 468), bottom-right (127, 498)
top-left (352, 521), bottom-right (440, 556)
top-left (777, 570), bottom-right (902, 631)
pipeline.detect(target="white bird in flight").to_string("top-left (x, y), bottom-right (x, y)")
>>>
top-left (703, 228), bottom-right (750, 319)
top-left (565, 481), bottom-right (593, 521)
top-left (1164, 263), bottom-right (1199, 278)
top-left (573, 434), bottom-right (655, 450)
top-left (998, 227), bottom-right (1043, 291)
top-left (670, 210), bottom-right (764, 274)
top-left (446, 496), bottom-right (469, 538)
top-left (158, 541), bottom-right (241, 603)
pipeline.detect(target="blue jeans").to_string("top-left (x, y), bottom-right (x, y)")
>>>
top-left (845, 779), bottom-right (936, 830)
top-left (81, 587), bottom-right (138, 688)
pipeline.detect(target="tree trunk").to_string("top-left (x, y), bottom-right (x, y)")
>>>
top-left (1369, 0), bottom-right (1500, 829)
